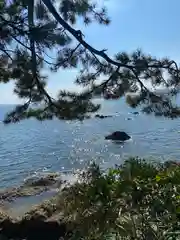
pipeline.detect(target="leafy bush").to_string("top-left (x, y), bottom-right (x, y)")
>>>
top-left (60, 158), bottom-right (180, 239)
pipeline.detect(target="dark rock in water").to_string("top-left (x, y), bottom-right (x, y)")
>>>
top-left (132, 111), bottom-right (139, 115)
top-left (126, 117), bottom-right (132, 121)
top-left (95, 114), bottom-right (112, 119)
top-left (105, 131), bottom-right (131, 141)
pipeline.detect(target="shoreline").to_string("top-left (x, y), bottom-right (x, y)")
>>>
top-left (1, 158), bottom-right (180, 239)
top-left (0, 172), bottom-right (77, 239)
top-left (0, 171), bottom-right (76, 217)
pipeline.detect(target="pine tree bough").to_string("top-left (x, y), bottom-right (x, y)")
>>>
top-left (1, 0), bottom-right (180, 123)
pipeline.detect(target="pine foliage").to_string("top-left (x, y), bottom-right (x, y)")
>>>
top-left (1, 0), bottom-right (180, 123)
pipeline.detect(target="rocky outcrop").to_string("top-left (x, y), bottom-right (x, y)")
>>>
top-left (24, 173), bottom-right (60, 187)
top-left (0, 173), bottom-right (63, 202)
top-left (105, 131), bottom-right (131, 141)
top-left (0, 208), bottom-right (12, 224)
top-left (0, 217), bottom-right (69, 240)
top-left (0, 197), bottom-right (72, 240)
top-left (95, 114), bottom-right (113, 119)
top-left (132, 111), bottom-right (139, 115)
top-left (0, 173), bottom-right (70, 239)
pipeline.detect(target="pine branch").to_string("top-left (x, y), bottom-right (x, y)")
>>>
top-left (42, 0), bottom-right (131, 69)
top-left (28, 0), bottom-right (55, 106)
top-left (42, 0), bottom-right (179, 81)
top-left (0, 47), bottom-right (13, 60)
top-left (9, 29), bottom-right (55, 66)
top-left (1, 0), bottom-right (180, 122)
top-left (0, 15), bottom-right (28, 36)
top-left (53, 43), bottom-right (81, 70)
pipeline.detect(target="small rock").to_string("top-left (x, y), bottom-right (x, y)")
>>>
top-left (95, 114), bottom-right (112, 119)
top-left (105, 131), bottom-right (131, 141)
top-left (132, 111), bottom-right (139, 115)
top-left (24, 173), bottom-right (60, 187)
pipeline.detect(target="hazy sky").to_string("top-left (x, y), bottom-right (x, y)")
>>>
top-left (1, 0), bottom-right (180, 103)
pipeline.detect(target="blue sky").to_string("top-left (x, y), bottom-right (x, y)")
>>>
top-left (1, 0), bottom-right (180, 103)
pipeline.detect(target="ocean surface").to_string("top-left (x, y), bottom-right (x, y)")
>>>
top-left (1, 99), bottom-right (180, 189)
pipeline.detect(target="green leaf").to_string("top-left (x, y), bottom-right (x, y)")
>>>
top-left (155, 175), bottom-right (161, 182)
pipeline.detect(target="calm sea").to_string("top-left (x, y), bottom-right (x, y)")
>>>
top-left (1, 99), bottom-right (180, 189)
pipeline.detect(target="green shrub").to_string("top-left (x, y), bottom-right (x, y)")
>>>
top-left (60, 157), bottom-right (180, 239)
